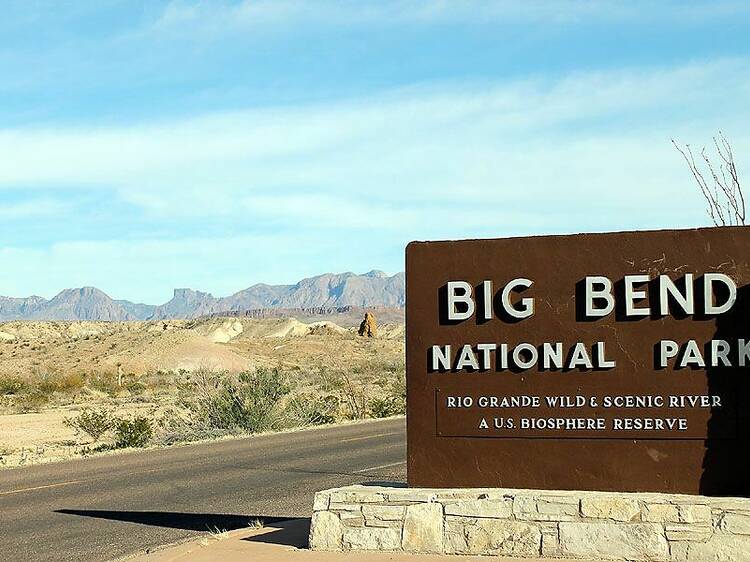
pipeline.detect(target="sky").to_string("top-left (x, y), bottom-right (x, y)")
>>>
top-left (1, 0), bottom-right (749, 304)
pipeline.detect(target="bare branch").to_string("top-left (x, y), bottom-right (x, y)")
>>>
top-left (672, 140), bottom-right (722, 225)
top-left (672, 133), bottom-right (745, 227)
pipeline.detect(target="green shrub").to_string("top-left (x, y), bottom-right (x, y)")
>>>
top-left (0, 376), bottom-right (27, 395)
top-left (63, 408), bottom-right (114, 442)
top-left (369, 396), bottom-right (404, 418)
top-left (114, 416), bottom-right (153, 448)
top-left (182, 367), bottom-right (291, 433)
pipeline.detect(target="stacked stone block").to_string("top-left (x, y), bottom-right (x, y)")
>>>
top-left (309, 485), bottom-right (750, 561)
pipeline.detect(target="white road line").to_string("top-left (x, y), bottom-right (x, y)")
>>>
top-left (0, 479), bottom-right (86, 496)
top-left (340, 432), bottom-right (401, 443)
top-left (353, 461), bottom-right (406, 474)
top-left (0, 466), bottom-right (175, 497)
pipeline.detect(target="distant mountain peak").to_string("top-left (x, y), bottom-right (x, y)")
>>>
top-left (14, 286), bottom-right (137, 321)
top-left (0, 270), bottom-right (405, 321)
top-left (172, 288), bottom-right (214, 299)
top-left (56, 286), bottom-right (104, 296)
top-left (364, 269), bottom-right (388, 278)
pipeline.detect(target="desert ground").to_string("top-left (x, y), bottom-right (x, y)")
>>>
top-left (0, 314), bottom-right (405, 468)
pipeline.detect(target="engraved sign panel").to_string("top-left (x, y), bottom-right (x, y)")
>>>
top-left (406, 227), bottom-right (750, 495)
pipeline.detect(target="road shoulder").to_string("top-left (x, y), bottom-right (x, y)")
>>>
top-left (124, 518), bottom-right (590, 562)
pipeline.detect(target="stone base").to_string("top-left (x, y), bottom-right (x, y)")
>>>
top-left (309, 485), bottom-right (750, 561)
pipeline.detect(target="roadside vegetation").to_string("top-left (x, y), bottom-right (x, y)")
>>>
top-left (159, 364), bottom-right (404, 448)
top-left (0, 316), bottom-right (405, 467)
top-left (0, 361), bottom-right (405, 466)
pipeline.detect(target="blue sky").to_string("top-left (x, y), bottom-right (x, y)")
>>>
top-left (1, 1), bottom-right (749, 304)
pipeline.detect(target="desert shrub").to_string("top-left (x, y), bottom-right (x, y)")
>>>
top-left (309, 368), bottom-right (371, 420)
top-left (77, 443), bottom-right (116, 456)
top-left (155, 408), bottom-right (232, 446)
top-left (37, 372), bottom-right (85, 394)
top-left (181, 367), bottom-right (291, 433)
top-left (369, 395), bottom-right (405, 418)
top-left (0, 376), bottom-right (27, 395)
top-left (63, 408), bottom-right (115, 442)
top-left (58, 372), bottom-right (85, 392)
top-left (87, 372), bottom-right (120, 395)
top-left (114, 416), bottom-right (153, 448)
top-left (125, 381), bottom-right (146, 395)
top-left (369, 367), bottom-right (406, 418)
top-left (329, 371), bottom-right (368, 420)
top-left (285, 393), bottom-right (338, 426)
top-left (140, 369), bottom-right (181, 394)
top-left (36, 377), bottom-right (57, 395)
top-left (369, 397), bottom-right (397, 418)
top-left (14, 391), bottom-right (49, 413)
top-left (156, 425), bottom-right (230, 447)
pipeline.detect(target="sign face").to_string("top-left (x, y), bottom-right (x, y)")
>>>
top-left (406, 227), bottom-right (750, 495)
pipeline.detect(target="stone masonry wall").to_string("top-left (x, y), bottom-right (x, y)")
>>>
top-left (309, 485), bottom-right (750, 561)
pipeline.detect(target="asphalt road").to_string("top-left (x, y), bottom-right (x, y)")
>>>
top-left (0, 418), bottom-right (406, 562)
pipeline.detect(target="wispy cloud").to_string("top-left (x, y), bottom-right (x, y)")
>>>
top-left (1, 58), bottom-right (747, 231)
top-left (1, 0), bottom-right (748, 302)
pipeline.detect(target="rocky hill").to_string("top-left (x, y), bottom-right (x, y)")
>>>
top-left (0, 295), bottom-right (47, 321)
top-left (0, 288), bottom-right (143, 321)
top-left (148, 270), bottom-right (405, 320)
top-left (0, 271), bottom-right (405, 321)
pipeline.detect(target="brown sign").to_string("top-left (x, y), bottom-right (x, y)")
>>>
top-left (406, 227), bottom-right (750, 495)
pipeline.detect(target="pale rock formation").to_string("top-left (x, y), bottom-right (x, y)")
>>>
top-left (358, 312), bottom-right (377, 337)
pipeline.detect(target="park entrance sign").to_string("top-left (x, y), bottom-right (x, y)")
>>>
top-left (406, 227), bottom-right (750, 495)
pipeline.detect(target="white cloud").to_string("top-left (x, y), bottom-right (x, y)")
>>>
top-left (0, 58), bottom-right (747, 227)
top-left (1, 57), bottom-right (748, 301)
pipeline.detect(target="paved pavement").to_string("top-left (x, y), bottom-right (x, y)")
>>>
top-left (0, 418), bottom-right (406, 562)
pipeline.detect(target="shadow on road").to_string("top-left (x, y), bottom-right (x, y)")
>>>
top-left (54, 509), bottom-right (302, 533)
top-left (242, 518), bottom-right (311, 548)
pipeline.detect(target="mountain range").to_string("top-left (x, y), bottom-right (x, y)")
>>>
top-left (0, 271), bottom-right (405, 321)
